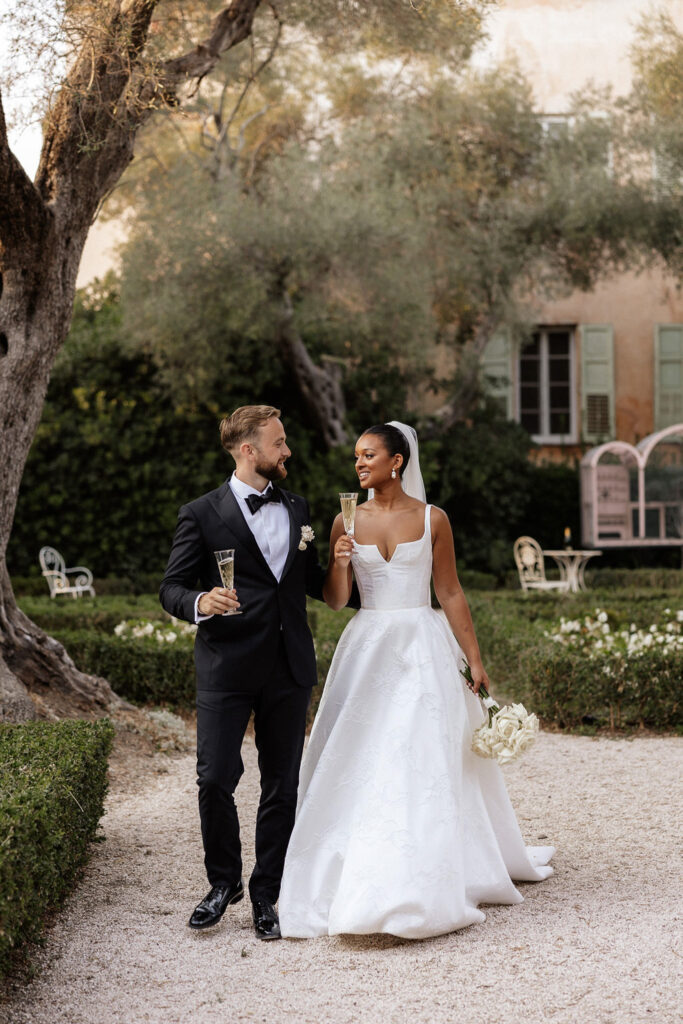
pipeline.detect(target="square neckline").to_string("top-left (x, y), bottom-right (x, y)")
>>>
top-left (353, 504), bottom-right (431, 564)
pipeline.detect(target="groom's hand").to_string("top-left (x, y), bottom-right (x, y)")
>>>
top-left (198, 587), bottom-right (240, 616)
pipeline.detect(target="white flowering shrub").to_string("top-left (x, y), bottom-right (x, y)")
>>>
top-left (526, 606), bottom-right (683, 731)
top-left (113, 617), bottom-right (197, 647)
top-left (544, 607), bottom-right (683, 666)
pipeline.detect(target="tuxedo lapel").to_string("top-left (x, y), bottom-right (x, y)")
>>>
top-left (210, 481), bottom-right (276, 581)
top-left (281, 491), bottom-right (302, 580)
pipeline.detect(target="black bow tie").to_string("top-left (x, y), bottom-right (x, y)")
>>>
top-left (245, 488), bottom-right (282, 515)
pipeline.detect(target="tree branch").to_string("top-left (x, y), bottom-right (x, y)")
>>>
top-left (32, 0), bottom-right (264, 232)
top-left (0, 89), bottom-right (51, 265)
top-left (274, 287), bottom-right (348, 448)
top-left (160, 0), bottom-right (264, 83)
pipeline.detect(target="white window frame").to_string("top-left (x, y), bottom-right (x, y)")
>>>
top-left (516, 329), bottom-right (577, 444)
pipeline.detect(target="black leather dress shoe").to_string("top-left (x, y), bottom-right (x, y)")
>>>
top-left (251, 898), bottom-right (281, 940)
top-left (188, 879), bottom-right (244, 929)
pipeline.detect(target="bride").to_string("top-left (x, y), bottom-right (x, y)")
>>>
top-left (278, 421), bottom-right (554, 939)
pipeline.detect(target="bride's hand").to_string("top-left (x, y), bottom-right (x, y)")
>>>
top-left (466, 661), bottom-right (490, 696)
top-left (333, 534), bottom-right (354, 563)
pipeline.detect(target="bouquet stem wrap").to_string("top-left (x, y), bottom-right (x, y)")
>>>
top-left (460, 662), bottom-right (539, 765)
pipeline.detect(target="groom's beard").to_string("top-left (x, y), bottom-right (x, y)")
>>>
top-left (255, 458), bottom-right (287, 481)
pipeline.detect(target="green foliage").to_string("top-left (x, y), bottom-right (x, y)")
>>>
top-left (521, 644), bottom-right (679, 731)
top-left (307, 602), bottom-right (356, 723)
top-left (50, 602), bottom-right (356, 713)
top-left (51, 631), bottom-right (196, 708)
top-left (16, 594), bottom-right (164, 634)
top-left (0, 720), bottom-right (114, 976)
top-left (7, 280), bottom-right (227, 578)
top-left (14, 590), bottom-right (683, 732)
top-left (519, 461), bottom-right (581, 551)
top-left (7, 280), bottom-right (355, 578)
top-left (430, 407), bottom-right (534, 574)
top-left (10, 576), bottom-right (164, 597)
top-left (467, 589), bottom-right (683, 730)
top-left (6, 281), bottom-right (415, 579)
top-left (118, 54), bottom-right (633, 419)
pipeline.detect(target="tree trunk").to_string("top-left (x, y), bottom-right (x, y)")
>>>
top-left (0, 565), bottom-right (122, 721)
top-left (275, 289), bottom-right (348, 447)
top-left (0, 1), bottom-right (264, 719)
top-left (0, 216), bottom-right (127, 720)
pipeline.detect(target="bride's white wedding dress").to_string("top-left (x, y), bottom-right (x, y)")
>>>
top-left (279, 504), bottom-right (554, 939)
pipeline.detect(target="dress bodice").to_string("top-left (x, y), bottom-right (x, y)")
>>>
top-left (351, 504), bottom-right (432, 610)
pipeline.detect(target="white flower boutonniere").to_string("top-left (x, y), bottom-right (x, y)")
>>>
top-left (299, 525), bottom-right (315, 551)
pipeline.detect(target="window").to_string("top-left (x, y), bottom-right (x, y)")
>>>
top-left (655, 326), bottom-right (683, 430)
top-left (581, 324), bottom-right (615, 443)
top-left (519, 330), bottom-right (575, 442)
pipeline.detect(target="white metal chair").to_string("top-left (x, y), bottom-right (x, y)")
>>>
top-left (39, 546), bottom-right (95, 598)
top-left (513, 536), bottom-right (570, 593)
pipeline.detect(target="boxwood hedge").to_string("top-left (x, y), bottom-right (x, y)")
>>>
top-left (0, 719), bottom-right (114, 975)
top-left (51, 630), bottom-right (196, 708)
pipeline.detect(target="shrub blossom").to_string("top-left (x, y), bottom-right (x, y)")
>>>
top-left (113, 616), bottom-right (197, 646)
top-left (543, 607), bottom-right (683, 674)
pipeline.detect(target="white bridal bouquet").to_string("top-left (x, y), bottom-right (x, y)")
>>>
top-left (460, 662), bottom-right (539, 766)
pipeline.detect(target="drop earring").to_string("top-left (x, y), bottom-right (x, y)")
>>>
top-left (391, 469), bottom-right (397, 479)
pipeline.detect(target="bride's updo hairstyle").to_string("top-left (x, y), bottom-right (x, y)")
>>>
top-left (363, 423), bottom-right (411, 478)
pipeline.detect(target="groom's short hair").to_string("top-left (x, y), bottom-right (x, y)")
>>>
top-left (220, 405), bottom-right (281, 453)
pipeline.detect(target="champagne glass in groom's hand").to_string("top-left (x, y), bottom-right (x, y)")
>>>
top-left (213, 549), bottom-right (242, 615)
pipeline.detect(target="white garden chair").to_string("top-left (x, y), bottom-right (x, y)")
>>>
top-left (513, 536), bottom-right (570, 594)
top-left (39, 546), bottom-right (95, 598)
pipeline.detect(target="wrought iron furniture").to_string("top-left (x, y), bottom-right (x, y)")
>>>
top-left (39, 546), bottom-right (95, 598)
top-left (541, 548), bottom-right (602, 593)
top-left (513, 536), bottom-right (571, 593)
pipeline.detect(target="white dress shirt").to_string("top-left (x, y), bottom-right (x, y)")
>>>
top-left (195, 473), bottom-right (291, 621)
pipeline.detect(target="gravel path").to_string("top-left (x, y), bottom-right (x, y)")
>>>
top-left (1, 732), bottom-right (681, 1024)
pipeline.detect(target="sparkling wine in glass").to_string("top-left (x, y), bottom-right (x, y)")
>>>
top-left (339, 492), bottom-right (358, 556)
top-left (213, 549), bottom-right (242, 615)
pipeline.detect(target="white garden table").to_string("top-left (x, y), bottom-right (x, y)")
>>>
top-left (542, 548), bottom-right (602, 593)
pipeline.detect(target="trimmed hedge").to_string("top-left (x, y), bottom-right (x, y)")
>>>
top-left (51, 630), bottom-right (195, 708)
top-left (33, 591), bottom-right (683, 731)
top-left (0, 719), bottom-right (114, 975)
top-left (51, 606), bottom-right (355, 715)
top-left (18, 595), bottom-right (164, 635)
top-left (520, 644), bottom-right (681, 732)
top-left (12, 575), bottom-right (163, 598)
top-left (502, 567), bottom-right (683, 591)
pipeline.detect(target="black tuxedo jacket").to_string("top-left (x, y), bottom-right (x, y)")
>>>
top-left (159, 481), bottom-right (329, 692)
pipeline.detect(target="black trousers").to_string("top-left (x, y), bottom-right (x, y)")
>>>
top-left (195, 641), bottom-right (310, 903)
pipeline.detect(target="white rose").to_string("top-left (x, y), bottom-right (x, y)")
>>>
top-left (472, 703), bottom-right (539, 765)
top-left (471, 724), bottom-right (495, 759)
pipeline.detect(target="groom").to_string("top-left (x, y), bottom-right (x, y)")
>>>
top-left (160, 405), bottom-right (343, 940)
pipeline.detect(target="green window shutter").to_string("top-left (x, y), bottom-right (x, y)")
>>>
top-left (480, 334), bottom-right (512, 419)
top-left (655, 325), bottom-right (683, 430)
top-left (581, 325), bottom-right (614, 442)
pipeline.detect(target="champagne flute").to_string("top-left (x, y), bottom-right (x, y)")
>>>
top-left (339, 492), bottom-right (358, 557)
top-left (213, 549), bottom-right (242, 615)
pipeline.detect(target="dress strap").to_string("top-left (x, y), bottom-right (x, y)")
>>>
top-left (424, 503), bottom-right (431, 541)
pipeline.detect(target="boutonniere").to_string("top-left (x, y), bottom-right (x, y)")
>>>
top-left (298, 525), bottom-right (315, 551)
